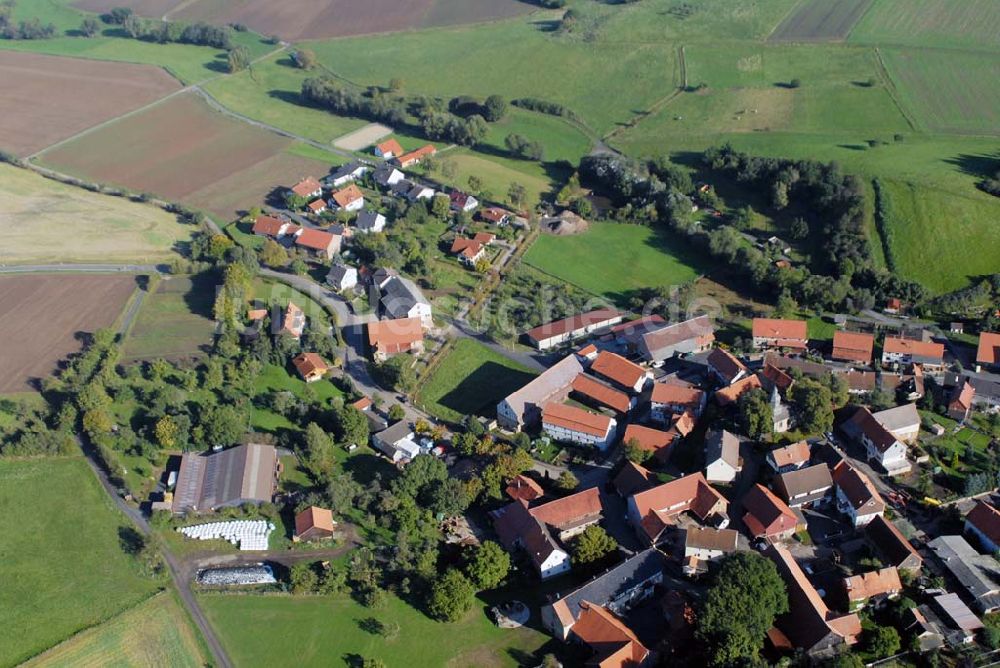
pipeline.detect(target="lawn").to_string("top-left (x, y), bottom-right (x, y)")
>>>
top-left (848, 0), bottom-right (1000, 51)
top-left (427, 149), bottom-right (554, 208)
top-left (876, 179), bottom-right (1000, 294)
top-left (524, 222), bottom-right (704, 304)
top-left (0, 457), bottom-right (159, 667)
top-left (0, 163), bottom-right (191, 265)
top-left (251, 363), bottom-right (343, 433)
top-left (122, 274), bottom-right (216, 362)
top-left (415, 339), bottom-right (536, 423)
top-left (252, 278), bottom-right (334, 326)
top-left (24, 592), bottom-right (207, 668)
top-left (199, 589), bottom-right (550, 668)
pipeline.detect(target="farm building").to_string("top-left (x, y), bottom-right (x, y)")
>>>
top-left (367, 317), bottom-right (424, 361)
top-left (294, 506), bottom-right (336, 542)
top-left (635, 315), bottom-right (715, 365)
top-left (831, 331), bottom-right (875, 366)
top-left (541, 402), bottom-right (617, 450)
top-left (496, 353), bottom-right (584, 431)
top-left (172, 444), bottom-right (279, 513)
top-left (523, 309), bottom-right (624, 350)
top-left (751, 318), bottom-right (808, 352)
top-left (976, 332), bottom-right (1000, 372)
top-left (881, 337), bottom-right (945, 370)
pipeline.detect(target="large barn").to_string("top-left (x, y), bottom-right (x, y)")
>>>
top-left (171, 444), bottom-right (280, 513)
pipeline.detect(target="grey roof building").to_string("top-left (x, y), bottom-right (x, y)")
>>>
top-left (928, 535), bottom-right (1000, 613)
top-left (636, 315), bottom-right (715, 364)
top-left (172, 444), bottom-right (279, 513)
top-left (355, 210), bottom-right (386, 233)
top-left (774, 464), bottom-right (834, 507)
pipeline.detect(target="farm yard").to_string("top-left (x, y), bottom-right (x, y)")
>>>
top-left (848, 0), bottom-right (1000, 51)
top-left (121, 274), bottom-right (217, 362)
top-left (415, 339), bottom-right (536, 423)
top-left (23, 592), bottom-right (208, 668)
top-left (0, 51), bottom-right (180, 157)
top-left (524, 222), bottom-right (703, 304)
top-left (0, 274), bottom-right (137, 392)
top-left (0, 457), bottom-right (159, 667)
top-left (767, 0), bottom-right (873, 42)
top-left (0, 163), bottom-right (192, 265)
top-left (36, 92), bottom-right (329, 221)
top-left (199, 589), bottom-right (549, 668)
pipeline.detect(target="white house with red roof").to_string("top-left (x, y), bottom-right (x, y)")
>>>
top-left (294, 227), bottom-right (341, 260)
top-left (374, 138), bottom-right (404, 159)
top-left (524, 309), bottom-right (624, 350)
top-left (541, 403), bottom-right (617, 450)
top-left (752, 318), bottom-right (808, 351)
top-left (330, 184), bottom-right (365, 212)
top-left (449, 190), bottom-right (480, 213)
top-left (650, 382), bottom-right (705, 421)
top-left (289, 176), bottom-right (322, 200)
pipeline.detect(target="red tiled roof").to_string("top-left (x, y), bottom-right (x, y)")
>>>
top-left (350, 396), bottom-right (372, 411)
top-left (714, 374), bottom-right (762, 406)
top-left (651, 382), bottom-right (704, 408)
top-left (376, 138), bottom-right (403, 156)
top-left (291, 352), bottom-right (328, 379)
top-left (707, 348), bottom-right (747, 382)
top-left (506, 474), bottom-right (544, 503)
top-left (472, 232), bottom-right (495, 244)
top-left (742, 484), bottom-right (798, 538)
top-left (529, 486), bottom-right (602, 530)
top-left (977, 332), bottom-right (1000, 366)
top-left (613, 460), bottom-right (654, 497)
top-left (622, 424), bottom-right (676, 455)
top-left (630, 473), bottom-right (727, 541)
top-left (331, 184), bottom-right (363, 208)
top-left (950, 381), bottom-right (975, 411)
top-left (832, 331), bottom-right (874, 364)
top-left (847, 407), bottom-right (899, 453)
top-left (397, 144), bottom-right (436, 165)
top-left (307, 199), bottom-right (326, 212)
top-left (843, 567), bottom-right (901, 602)
top-left (610, 315), bottom-right (666, 336)
top-left (252, 214), bottom-right (286, 236)
top-left (294, 506), bottom-right (335, 536)
top-left (966, 500), bottom-right (1000, 547)
top-left (542, 402), bottom-right (613, 438)
top-left (866, 515), bottom-right (922, 570)
top-left (769, 441), bottom-right (811, 468)
top-left (671, 411), bottom-right (696, 437)
top-left (883, 337), bottom-right (944, 361)
top-left (450, 237), bottom-right (483, 260)
top-left (367, 317), bottom-right (423, 351)
top-left (762, 363), bottom-right (794, 392)
top-left (571, 374), bottom-right (631, 413)
top-left (571, 602), bottom-right (648, 668)
top-left (480, 207), bottom-right (511, 223)
top-left (290, 176), bottom-right (322, 197)
top-left (591, 351), bottom-right (647, 390)
top-left (524, 309), bottom-right (623, 343)
top-left (832, 461), bottom-right (885, 515)
top-left (295, 227), bottom-right (337, 251)
top-left (753, 318), bottom-right (808, 341)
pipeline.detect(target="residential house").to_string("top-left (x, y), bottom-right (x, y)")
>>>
top-left (965, 501), bottom-right (1000, 554)
top-left (590, 350), bottom-right (651, 394)
top-left (569, 603), bottom-right (649, 668)
top-left (506, 474), bottom-right (544, 503)
top-left (449, 190), bottom-right (479, 212)
top-left (742, 484), bottom-right (800, 542)
top-left (872, 403), bottom-right (921, 444)
top-left (450, 237), bottom-right (486, 266)
top-left (706, 348), bottom-right (748, 386)
top-left (523, 309), bottom-right (624, 351)
top-left (330, 184), bottom-right (365, 212)
top-left (976, 332), bottom-right (1000, 372)
top-left (866, 515), bottom-right (923, 574)
top-left (251, 214), bottom-right (289, 237)
top-left (948, 381), bottom-right (976, 422)
top-left (367, 317), bottom-right (424, 361)
top-left (355, 210), bottom-right (386, 234)
top-left (774, 464), bottom-right (833, 508)
top-left (379, 276), bottom-right (432, 327)
top-left (281, 302), bottom-right (306, 339)
top-left (832, 461), bottom-right (886, 527)
top-left (289, 176), bottom-right (322, 200)
top-left (403, 182), bottom-right (435, 202)
top-left (928, 535), bottom-right (1000, 613)
top-left (372, 421), bottom-right (421, 464)
top-left (171, 444), bottom-right (279, 513)
top-left (529, 487), bottom-right (604, 543)
top-left (372, 164), bottom-right (404, 188)
top-left (613, 460), bottom-right (655, 497)
top-left (291, 352), bottom-right (328, 383)
top-left (306, 199), bottom-right (327, 215)
top-left (636, 315), bottom-right (715, 365)
top-left (627, 473), bottom-right (729, 545)
top-left (571, 374), bottom-right (632, 415)
top-left (842, 407), bottom-right (911, 474)
top-left (293, 506), bottom-right (336, 542)
top-left (704, 429), bottom-right (741, 484)
top-left (479, 206), bottom-right (512, 226)
top-left (884, 298), bottom-right (903, 314)
top-left (751, 318), bottom-right (808, 352)
top-left (765, 545), bottom-right (861, 659)
top-left (842, 567), bottom-right (902, 610)
top-left (882, 337), bottom-right (945, 371)
top-left (374, 138), bottom-right (403, 159)
top-left (684, 526), bottom-right (739, 562)
top-left (326, 264), bottom-right (358, 292)
top-left (327, 161), bottom-right (368, 188)
top-left (653, 383), bottom-right (702, 419)
top-left (944, 373), bottom-right (1000, 413)
top-left (767, 441), bottom-right (811, 473)
top-left (621, 423), bottom-right (677, 463)
top-left (831, 331), bottom-right (875, 366)
top-left (714, 373), bottom-right (762, 407)
top-left (497, 354), bottom-right (584, 431)
top-left (541, 548), bottom-right (667, 639)
top-left (396, 144), bottom-right (436, 168)
top-left (541, 402), bottom-right (617, 450)
top-left (294, 228), bottom-right (341, 260)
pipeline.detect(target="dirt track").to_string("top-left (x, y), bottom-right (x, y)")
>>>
top-left (0, 274), bottom-right (138, 392)
top-left (0, 51), bottom-right (181, 158)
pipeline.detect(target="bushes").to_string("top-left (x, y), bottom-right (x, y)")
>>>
top-left (301, 76), bottom-right (407, 127)
top-left (504, 133), bottom-right (544, 161)
top-left (511, 97), bottom-right (579, 121)
top-left (871, 178), bottom-right (898, 273)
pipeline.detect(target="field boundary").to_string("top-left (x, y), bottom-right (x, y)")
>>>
top-left (602, 44), bottom-right (685, 143)
top-left (871, 46), bottom-right (920, 132)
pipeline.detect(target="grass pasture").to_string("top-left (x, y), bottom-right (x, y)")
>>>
top-left (200, 589), bottom-right (550, 668)
top-left (881, 49), bottom-right (1000, 135)
top-left (0, 457), bottom-right (159, 667)
top-left (122, 274), bottom-right (216, 362)
top-left (416, 339), bottom-right (536, 423)
top-left (251, 362), bottom-right (343, 433)
top-left (24, 592), bottom-right (207, 668)
top-left (524, 222), bottom-right (703, 304)
top-left (768, 0), bottom-right (873, 42)
top-left (848, 0), bottom-right (1000, 51)
top-left (0, 163), bottom-right (191, 265)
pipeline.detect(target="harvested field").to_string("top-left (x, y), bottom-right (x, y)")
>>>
top-left (333, 123), bottom-right (393, 151)
top-left (38, 92), bottom-right (304, 220)
top-left (0, 51), bottom-right (180, 157)
top-left (77, 0), bottom-right (533, 41)
top-left (0, 163), bottom-right (191, 265)
top-left (769, 0), bottom-right (873, 42)
top-left (0, 274), bottom-right (137, 392)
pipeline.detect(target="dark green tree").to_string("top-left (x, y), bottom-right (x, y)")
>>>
top-left (427, 569), bottom-right (475, 622)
